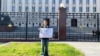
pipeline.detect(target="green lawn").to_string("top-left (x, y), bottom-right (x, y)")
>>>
top-left (0, 42), bottom-right (84, 56)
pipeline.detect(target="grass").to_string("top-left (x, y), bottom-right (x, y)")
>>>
top-left (0, 42), bottom-right (84, 56)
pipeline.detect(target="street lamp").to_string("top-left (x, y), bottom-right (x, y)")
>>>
top-left (60, 3), bottom-right (65, 8)
top-left (8, 23), bottom-right (13, 28)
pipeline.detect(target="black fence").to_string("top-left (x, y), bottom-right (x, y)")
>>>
top-left (0, 12), bottom-right (58, 41)
top-left (0, 12), bottom-right (100, 42)
top-left (66, 13), bottom-right (100, 42)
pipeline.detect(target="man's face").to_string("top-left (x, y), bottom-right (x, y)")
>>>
top-left (43, 20), bottom-right (48, 26)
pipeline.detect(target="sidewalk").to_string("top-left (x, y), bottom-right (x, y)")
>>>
top-left (0, 42), bottom-right (9, 47)
top-left (55, 42), bottom-right (100, 56)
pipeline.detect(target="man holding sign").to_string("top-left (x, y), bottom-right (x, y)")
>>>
top-left (39, 18), bottom-right (53, 56)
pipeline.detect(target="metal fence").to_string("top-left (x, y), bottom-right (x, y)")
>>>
top-left (66, 13), bottom-right (100, 42)
top-left (0, 12), bottom-right (100, 42)
top-left (0, 12), bottom-right (58, 41)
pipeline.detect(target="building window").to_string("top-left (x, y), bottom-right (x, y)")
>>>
top-left (12, 6), bottom-right (15, 12)
top-left (32, 7), bottom-right (35, 12)
top-left (72, 7), bottom-right (76, 12)
top-left (19, 0), bottom-right (22, 4)
top-left (19, 23), bottom-right (21, 26)
top-left (39, 7), bottom-right (42, 12)
top-left (66, 7), bottom-right (69, 12)
top-left (80, 14), bottom-right (82, 18)
top-left (73, 0), bottom-right (76, 4)
top-left (93, 15), bottom-right (96, 19)
top-left (25, 0), bottom-right (28, 4)
top-left (86, 7), bottom-right (89, 12)
top-left (94, 24), bottom-right (96, 27)
top-left (32, 0), bottom-right (35, 4)
top-left (86, 0), bottom-right (89, 4)
top-left (79, 0), bottom-right (82, 4)
top-left (87, 23), bottom-right (89, 27)
top-left (12, 0), bottom-right (15, 3)
top-left (93, 7), bottom-right (96, 12)
top-left (45, 7), bottom-right (49, 12)
top-left (52, 0), bottom-right (55, 4)
top-left (19, 6), bottom-right (22, 12)
top-left (45, 0), bottom-right (48, 4)
top-left (52, 7), bottom-right (55, 12)
top-left (87, 14), bottom-right (89, 19)
top-left (59, 0), bottom-right (62, 4)
top-left (71, 19), bottom-right (77, 27)
top-left (66, 0), bottom-right (69, 4)
top-left (25, 6), bottom-right (29, 12)
top-left (39, 0), bottom-right (42, 4)
top-left (93, 0), bottom-right (96, 4)
top-left (79, 7), bottom-right (82, 12)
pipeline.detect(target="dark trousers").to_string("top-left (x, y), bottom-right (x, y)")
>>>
top-left (41, 38), bottom-right (49, 56)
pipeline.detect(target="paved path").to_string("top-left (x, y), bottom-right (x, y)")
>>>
top-left (55, 42), bottom-right (100, 56)
top-left (0, 42), bottom-right (9, 47)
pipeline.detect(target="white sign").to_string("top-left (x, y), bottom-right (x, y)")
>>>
top-left (39, 28), bottom-right (53, 38)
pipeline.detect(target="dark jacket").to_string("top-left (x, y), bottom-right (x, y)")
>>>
top-left (40, 26), bottom-right (49, 28)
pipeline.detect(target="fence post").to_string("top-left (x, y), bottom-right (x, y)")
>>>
top-left (0, 0), bottom-right (1, 12)
top-left (58, 5), bottom-right (66, 41)
top-left (97, 13), bottom-right (99, 42)
top-left (26, 12), bottom-right (28, 40)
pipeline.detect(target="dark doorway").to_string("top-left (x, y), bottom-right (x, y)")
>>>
top-left (71, 19), bottom-right (77, 27)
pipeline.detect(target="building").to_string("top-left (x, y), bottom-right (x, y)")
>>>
top-left (0, 0), bottom-right (100, 28)
top-left (1, 0), bottom-right (100, 13)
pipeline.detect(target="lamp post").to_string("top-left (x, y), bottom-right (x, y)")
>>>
top-left (58, 3), bottom-right (66, 40)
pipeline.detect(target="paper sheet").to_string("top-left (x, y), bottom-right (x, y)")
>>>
top-left (39, 28), bottom-right (53, 38)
